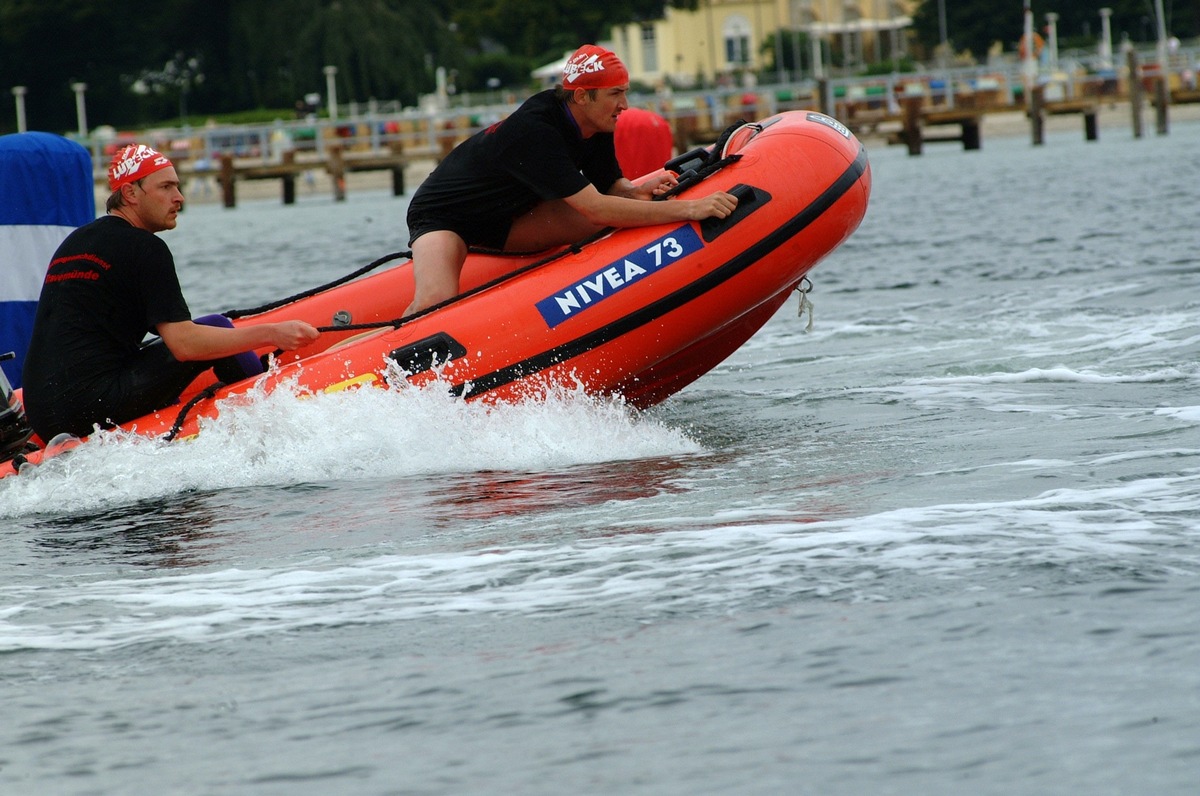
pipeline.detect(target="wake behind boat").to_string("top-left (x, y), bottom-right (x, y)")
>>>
top-left (0, 110), bottom-right (871, 478)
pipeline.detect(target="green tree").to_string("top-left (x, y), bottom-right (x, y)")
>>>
top-left (16, 0), bottom-right (1192, 135)
top-left (910, 0), bottom-right (1197, 63)
top-left (223, 0), bottom-right (460, 112)
top-left (0, 0), bottom-right (461, 132)
top-left (1, 0), bottom-right (200, 132)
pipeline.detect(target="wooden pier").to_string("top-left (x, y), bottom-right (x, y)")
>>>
top-left (889, 97), bottom-right (982, 155)
top-left (1029, 87), bottom-right (1099, 145)
top-left (91, 143), bottom-right (412, 208)
top-left (212, 143), bottom-right (409, 208)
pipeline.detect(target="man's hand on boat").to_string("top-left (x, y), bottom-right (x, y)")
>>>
top-left (634, 172), bottom-right (678, 198)
top-left (624, 173), bottom-right (737, 220)
top-left (265, 320), bottom-right (322, 351)
top-left (682, 190), bottom-right (738, 220)
top-left (158, 319), bottom-right (320, 362)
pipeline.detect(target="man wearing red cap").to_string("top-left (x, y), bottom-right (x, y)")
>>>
top-left (21, 144), bottom-right (320, 441)
top-left (403, 44), bottom-right (738, 315)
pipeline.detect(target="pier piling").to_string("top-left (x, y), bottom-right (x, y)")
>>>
top-left (894, 96), bottom-right (981, 155)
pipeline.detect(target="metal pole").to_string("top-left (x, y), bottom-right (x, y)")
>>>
top-left (811, 28), bottom-right (824, 80)
top-left (71, 82), bottom-right (88, 137)
top-left (1153, 0), bottom-right (1169, 75)
top-left (872, 0), bottom-right (882, 63)
top-left (1098, 8), bottom-right (1114, 70)
top-left (1045, 13), bottom-right (1059, 73)
top-left (1153, 0), bottom-right (1170, 134)
top-left (889, 0), bottom-right (902, 60)
top-left (1022, 0), bottom-right (1036, 105)
top-left (323, 65), bottom-right (339, 121)
top-left (791, 0), bottom-right (803, 78)
top-left (937, 0), bottom-right (948, 68)
top-left (775, 27), bottom-right (786, 83)
top-left (12, 86), bottom-right (27, 133)
top-left (937, 0), bottom-right (953, 107)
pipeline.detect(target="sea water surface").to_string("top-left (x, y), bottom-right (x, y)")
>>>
top-left (3, 119), bottom-right (1200, 795)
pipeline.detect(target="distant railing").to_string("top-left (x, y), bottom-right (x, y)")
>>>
top-left (75, 43), bottom-right (1198, 170)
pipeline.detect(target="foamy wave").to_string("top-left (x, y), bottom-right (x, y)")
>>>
top-left (1156, 407), bottom-right (1200, 424)
top-left (0, 379), bottom-right (700, 518)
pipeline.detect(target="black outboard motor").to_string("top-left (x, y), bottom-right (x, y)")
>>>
top-left (0, 352), bottom-right (34, 463)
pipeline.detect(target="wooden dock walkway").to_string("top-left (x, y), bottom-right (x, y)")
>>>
top-left (885, 97), bottom-right (983, 155)
top-left (93, 143), bottom-right (412, 207)
top-left (211, 143), bottom-right (409, 207)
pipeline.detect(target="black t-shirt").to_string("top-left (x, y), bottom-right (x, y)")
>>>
top-left (408, 90), bottom-right (624, 228)
top-left (22, 215), bottom-right (191, 424)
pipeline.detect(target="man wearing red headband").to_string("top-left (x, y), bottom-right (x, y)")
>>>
top-left (403, 44), bottom-right (738, 315)
top-left (21, 144), bottom-right (320, 441)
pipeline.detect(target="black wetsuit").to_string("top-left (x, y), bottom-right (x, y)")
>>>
top-left (406, 89), bottom-right (624, 249)
top-left (22, 215), bottom-right (218, 440)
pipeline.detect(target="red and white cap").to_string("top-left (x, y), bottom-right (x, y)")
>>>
top-left (562, 45), bottom-right (629, 90)
top-left (107, 144), bottom-right (174, 192)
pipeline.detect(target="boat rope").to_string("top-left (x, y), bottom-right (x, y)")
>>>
top-left (163, 380), bottom-right (226, 442)
top-left (795, 277), bottom-right (814, 332)
top-left (306, 240), bottom-right (598, 335)
top-left (224, 251), bottom-right (411, 319)
top-left (715, 119), bottom-right (753, 157)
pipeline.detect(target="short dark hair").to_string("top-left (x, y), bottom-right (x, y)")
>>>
top-left (104, 178), bottom-right (141, 213)
top-left (554, 86), bottom-right (598, 103)
top-left (105, 189), bottom-right (125, 213)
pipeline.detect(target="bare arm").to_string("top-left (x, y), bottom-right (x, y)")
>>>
top-left (607, 173), bottom-right (677, 201)
top-left (156, 319), bottom-right (320, 362)
top-left (565, 182), bottom-right (737, 229)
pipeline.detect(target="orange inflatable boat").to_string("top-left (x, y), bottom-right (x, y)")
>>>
top-left (0, 111), bottom-right (871, 478)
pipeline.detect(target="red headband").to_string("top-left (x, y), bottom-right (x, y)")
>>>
top-left (562, 45), bottom-right (629, 90)
top-left (108, 144), bottom-right (173, 192)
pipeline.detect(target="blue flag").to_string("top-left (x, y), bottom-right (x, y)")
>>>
top-left (0, 132), bottom-right (95, 388)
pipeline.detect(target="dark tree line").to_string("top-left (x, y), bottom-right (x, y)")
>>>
top-left (0, 0), bottom-right (700, 134)
top-left (2, 0), bottom-right (1194, 135)
top-left (1, 0), bottom-right (466, 133)
top-left (910, 0), bottom-right (1197, 62)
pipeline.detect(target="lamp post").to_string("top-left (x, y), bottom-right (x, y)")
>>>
top-left (936, 0), bottom-right (948, 70)
top-left (12, 86), bottom-right (27, 133)
top-left (810, 0), bottom-right (825, 82)
top-left (1152, 0), bottom-right (1170, 134)
top-left (889, 0), bottom-right (904, 60)
top-left (842, 0), bottom-right (856, 68)
top-left (937, 0), bottom-right (954, 106)
top-left (788, 0), bottom-right (803, 79)
top-left (323, 65), bottom-right (339, 121)
top-left (71, 82), bottom-right (88, 137)
top-left (1153, 0), bottom-right (1168, 75)
top-left (1098, 8), bottom-right (1114, 70)
top-left (775, 26), bottom-right (786, 83)
top-left (1045, 13), bottom-right (1059, 73)
top-left (1021, 0), bottom-right (1036, 102)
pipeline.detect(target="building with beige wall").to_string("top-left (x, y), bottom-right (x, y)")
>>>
top-left (607, 0), bottom-right (915, 88)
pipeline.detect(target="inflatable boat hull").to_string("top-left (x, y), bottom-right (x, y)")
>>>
top-left (1, 110), bottom-right (870, 477)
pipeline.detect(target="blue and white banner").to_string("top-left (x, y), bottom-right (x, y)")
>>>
top-left (0, 132), bottom-right (95, 388)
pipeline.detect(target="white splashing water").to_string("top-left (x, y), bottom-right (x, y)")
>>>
top-left (0, 377), bottom-right (701, 518)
